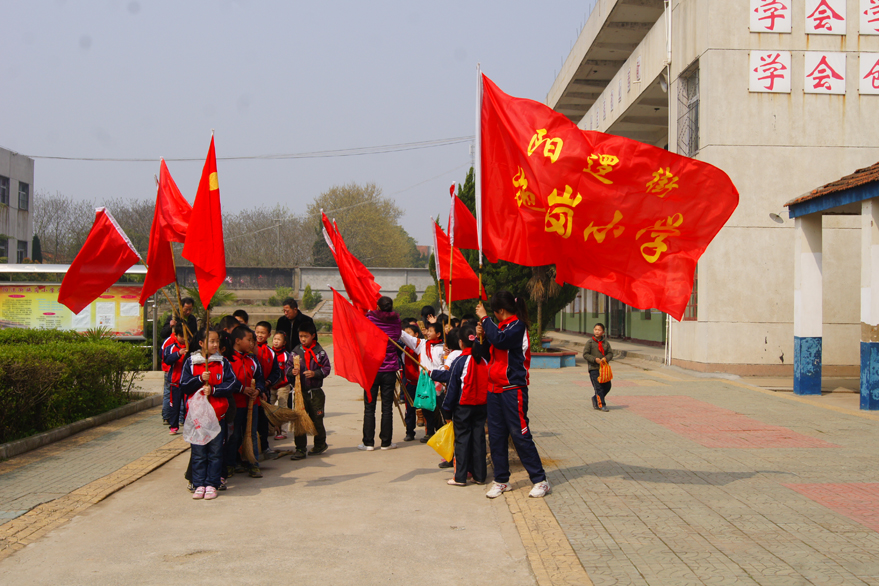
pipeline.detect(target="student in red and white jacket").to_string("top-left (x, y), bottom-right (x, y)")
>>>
top-left (439, 324), bottom-right (489, 487)
top-left (226, 325), bottom-right (266, 479)
top-left (163, 323), bottom-right (188, 435)
top-left (179, 328), bottom-right (241, 500)
top-left (476, 291), bottom-right (550, 500)
top-left (254, 321), bottom-right (281, 455)
top-left (271, 331), bottom-right (291, 439)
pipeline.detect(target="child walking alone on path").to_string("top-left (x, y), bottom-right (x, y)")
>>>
top-left (440, 324), bottom-right (489, 487)
top-left (287, 321), bottom-right (331, 458)
top-left (476, 291), bottom-right (551, 499)
top-left (583, 323), bottom-right (614, 411)
top-left (179, 329), bottom-right (240, 500)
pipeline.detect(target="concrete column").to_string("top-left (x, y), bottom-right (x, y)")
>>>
top-left (794, 214), bottom-right (823, 395)
top-left (861, 199), bottom-right (879, 410)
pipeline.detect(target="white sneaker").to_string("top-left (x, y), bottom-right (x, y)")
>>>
top-left (357, 444), bottom-right (375, 451)
top-left (529, 480), bottom-right (552, 498)
top-left (380, 443), bottom-right (397, 450)
top-left (485, 482), bottom-right (511, 499)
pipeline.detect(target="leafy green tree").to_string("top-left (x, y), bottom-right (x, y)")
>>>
top-left (32, 234), bottom-right (43, 263)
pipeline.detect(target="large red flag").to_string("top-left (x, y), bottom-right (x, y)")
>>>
top-left (140, 159), bottom-right (192, 305)
top-left (321, 212), bottom-right (381, 313)
top-left (59, 208), bottom-right (141, 314)
top-left (182, 135), bottom-right (226, 310)
top-left (434, 223), bottom-right (484, 303)
top-left (480, 74), bottom-right (739, 319)
top-left (331, 287), bottom-right (388, 399)
top-left (448, 192), bottom-right (479, 251)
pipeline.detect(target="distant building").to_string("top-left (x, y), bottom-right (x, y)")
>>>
top-left (550, 0), bottom-right (879, 375)
top-left (0, 147), bottom-right (34, 264)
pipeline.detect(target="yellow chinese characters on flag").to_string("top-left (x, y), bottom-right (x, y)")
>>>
top-left (480, 74), bottom-right (739, 319)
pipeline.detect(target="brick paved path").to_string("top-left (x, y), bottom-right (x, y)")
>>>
top-left (527, 359), bottom-right (879, 585)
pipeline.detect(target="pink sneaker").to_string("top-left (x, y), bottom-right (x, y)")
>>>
top-left (192, 486), bottom-right (205, 499)
top-left (169, 427), bottom-right (179, 435)
top-left (274, 433), bottom-right (287, 440)
top-left (204, 487), bottom-right (218, 500)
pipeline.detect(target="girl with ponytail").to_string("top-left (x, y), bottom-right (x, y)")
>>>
top-left (475, 290), bottom-right (550, 499)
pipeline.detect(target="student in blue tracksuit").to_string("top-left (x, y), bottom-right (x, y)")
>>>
top-left (439, 324), bottom-right (489, 487)
top-left (476, 290), bottom-right (551, 499)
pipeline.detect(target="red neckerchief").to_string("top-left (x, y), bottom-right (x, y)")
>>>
top-left (302, 342), bottom-right (318, 371)
top-left (592, 336), bottom-right (605, 356)
top-left (498, 315), bottom-right (518, 330)
top-left (461, 347), bottom-right (473, 356)
top-left (425, 338), bottom-right (443, 354)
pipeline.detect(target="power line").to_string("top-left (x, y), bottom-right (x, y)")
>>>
top-left (24, 136), bottom-right (475, 163)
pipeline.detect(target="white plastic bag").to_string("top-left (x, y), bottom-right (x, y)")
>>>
top-left (183, 389), bottom-right (221, 446)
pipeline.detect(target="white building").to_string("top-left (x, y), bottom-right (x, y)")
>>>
top-left (0, 146), bottom-right (34, 264)
top-left (548, 0), bottom-right (879, 376)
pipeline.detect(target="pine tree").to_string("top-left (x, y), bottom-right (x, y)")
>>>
top-left (32, 234), bottom-right (43, 263)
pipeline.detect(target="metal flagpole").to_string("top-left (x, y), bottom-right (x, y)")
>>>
top-left (448, 182), bottom-right (456, 317)
top-left (475, 63), bottom-right (485, 300)
top-left (431, 217), bottom-right (446, 315)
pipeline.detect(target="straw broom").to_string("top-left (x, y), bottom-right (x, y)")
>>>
top-left (291, 355), bottom-right (317, 437)
top-left (242, 396), bottom-right (258, 465)
top-left (261, 399), bottom-right (303, 428)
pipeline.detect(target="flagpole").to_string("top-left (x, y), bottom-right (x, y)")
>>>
top-left (431, 217), bottom-right (447, 316)
top-left (448, 184), bottom-right (455, 318)
top-left (475, 63), bottom-right (484, 301)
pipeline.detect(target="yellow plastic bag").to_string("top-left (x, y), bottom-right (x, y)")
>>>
top-left (427, 422), bottom-right (455, 462)
top-left (598, 361), bottom-right (613, 383)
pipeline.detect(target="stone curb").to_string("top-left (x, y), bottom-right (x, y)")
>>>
top-left (552, 340), bottom-right (664, 365)
top-left (0, 394), bottom-right (162, 461)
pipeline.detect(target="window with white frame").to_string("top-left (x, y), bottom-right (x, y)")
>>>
top-left (0, 176), bottom-right (8, 205)
top-left (18, 182), bottom-right (29, 211)
top-left (16, 240), bottom-right (27, 263)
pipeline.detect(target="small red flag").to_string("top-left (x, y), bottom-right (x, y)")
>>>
top-left (330, 287), bottom-right (388, 399)
top-left (434, 223), bottom-right (484, 303)
top-left (182, 135), bottom-right (226, 310)
top-left (321, 212), bottom-right (381, 313)
top-left (480, 74), bottom-right (739, 319)
top-left (140, 159), bottom-right (192, 305)
top-left (448, 194), bottom-right (479, 250)
top-left (59, 208), bottom-right (141, 314)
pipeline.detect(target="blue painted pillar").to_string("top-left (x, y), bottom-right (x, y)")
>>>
top-left (860, 199), bottom-right (879, 409)
top-left (794, 214), bottom-right (822, 395)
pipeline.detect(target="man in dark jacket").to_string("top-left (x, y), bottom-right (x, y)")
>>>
top-left (359, 296), bottom-right (401, 451)
top-left (276, 297), bottom-right (315, 351)
top-left (159, 297), bottom-right (198, 341)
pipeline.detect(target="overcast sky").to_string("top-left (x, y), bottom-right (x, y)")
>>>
top-left (1, 0), bottom-right (596, 245)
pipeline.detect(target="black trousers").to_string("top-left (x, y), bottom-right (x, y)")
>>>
top-left (589, 369), bottom-right (612, 409)
top-left (293, 388), bottom-right (327, 451)
top-left (258, 403), bottom-right (270, 452)
top-left (363, 371), bottom-right (396, 447)
top-left (403, 383), bottom-right (417, 435)
top-left (453, 404), bottom-right (488, 484)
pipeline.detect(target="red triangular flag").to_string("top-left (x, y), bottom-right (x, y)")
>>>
top-left (331, 287), bottom-right (388, 400)
top-left (140, 159), bottom-right (192, 305)
top-left (448, 194), bottom-right (479, 251)
top-left (182, 135), bottom-right (226, 310)
top-left (434, 223), bottom-right (484, 303)
top-left (321, 212), bottom-right (381, 313)
top-left (59, 208), bottom-right (141, 314)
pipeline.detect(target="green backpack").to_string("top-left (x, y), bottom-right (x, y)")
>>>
top-left (413, 370), bottom-right (437, 411)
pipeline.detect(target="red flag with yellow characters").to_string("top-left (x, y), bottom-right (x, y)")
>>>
top-left (480, 74), bottom-right (738, 320)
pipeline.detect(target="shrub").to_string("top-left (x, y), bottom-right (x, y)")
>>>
top-left (395, 284), bottom-right (416, 304)
top-left (302, 285), bottom-right (323, 310)
top-left (268, 286), bottom-right (293, 307)
top-left (0, 334), bottom-right (148, 443)
top-left (314, 319), bottom-right (332, 333)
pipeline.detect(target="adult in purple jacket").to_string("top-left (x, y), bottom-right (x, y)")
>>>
top-left (359, 296), bottom-right (402, 450)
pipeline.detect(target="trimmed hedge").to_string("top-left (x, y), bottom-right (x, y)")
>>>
top-left (0, 330), bottom-right (148, 443)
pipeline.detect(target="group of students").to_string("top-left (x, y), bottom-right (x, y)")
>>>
top-left (363, 290), bottom-right (552, 499)
top-left (160, 298), bottom-right (330, 500)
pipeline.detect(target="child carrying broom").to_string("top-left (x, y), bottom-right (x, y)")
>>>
top-left (286, 321), bottom-right (331, 459)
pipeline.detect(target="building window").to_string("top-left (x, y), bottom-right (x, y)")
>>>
top-left (0, 238), bottom-right (7, 261)
top-left (677, 62), bottom-right (700, 157)
top-left (18, 182), bottom-right (29, 211)
top-left (16, 240), bottom-right (27, 263)
top-left (0, 176), bottom-right (8, 205)
top-left (683, 266), bottom-right (698, 321)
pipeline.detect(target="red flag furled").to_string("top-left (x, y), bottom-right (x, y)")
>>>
top-left (321, 212), bottom-right (381, 313)
top-left (182, 135), bottom-right (226, 310)
top-left (434, 222), bottom-right (484, 303)
top-left (140, 159), bottom-right (192, 305)
top-left (448, 189), bottom-right (479, 251)
top-left (479, 74), bottom-right (739, 319)
top-left (330, 287), bottom-right (388, 399)
top-left (59, 208), bottom-right (141, 314)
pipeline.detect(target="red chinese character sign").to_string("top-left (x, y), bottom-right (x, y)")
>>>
top-left (806, 0), bottom-right (846, 34)
top-left (805, 52), bottom-right (846, 94)
top-left (863, 0), bottom-right (879, 34)
top-left (860, 53), bottom-right (879, 94)
top-left (750, 0), bottom-right (791, 33)
top-left (479, 75), bottom-right (739, 320)
top-left (749, 51), bottom-right (792, 93)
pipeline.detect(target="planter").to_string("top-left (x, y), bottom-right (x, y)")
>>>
top-left (541, 337), bottom-right (552, 349)
top-left (530, 350), bottom-right (577, 369)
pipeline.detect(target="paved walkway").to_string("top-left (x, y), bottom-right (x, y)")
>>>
top-left (3, 350), bottom-right (879, 584)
